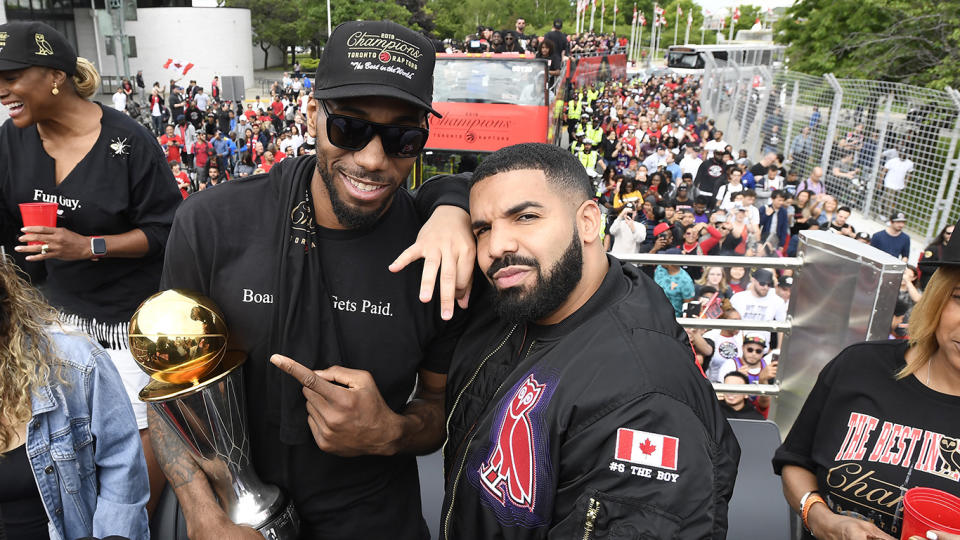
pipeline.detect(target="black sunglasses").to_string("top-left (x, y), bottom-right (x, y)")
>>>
top-left (320, 100), bottom-right (428, 158)
top-left (744, 346), bottom-right (763, 353)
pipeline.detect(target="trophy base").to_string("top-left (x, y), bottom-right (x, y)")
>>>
top-left (256, 498), bottom-right (300, 539)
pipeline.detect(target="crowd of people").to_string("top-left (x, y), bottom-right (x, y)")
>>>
top-left (111, 71), bottom-right (316, 195)
top-left (2, 17), bottom-right (960, 540)
top-left (557, 71), bottom-right (955, 418)
top-left (445, 18), bottom-right (626, 58)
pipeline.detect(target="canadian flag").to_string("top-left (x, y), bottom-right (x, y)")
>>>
top-left (615, 428), bottom-right (679, 470)
top-left (632, 6), bottom-right (637, 22)
top-left (654, 5), bottom-right (664, 15)
top-left (163, 58), bottom-right (195, 76)
top-left (639, 13), bottom-right (646, 25)
top-left (732, 7), bottom-right (740, 21)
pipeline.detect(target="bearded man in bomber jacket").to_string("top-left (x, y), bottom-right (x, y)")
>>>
top-left (441, 143), bottom-right (740, 539)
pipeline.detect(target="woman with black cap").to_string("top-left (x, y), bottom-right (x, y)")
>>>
top-left (773, 217), bottom-right (960, 540)
top-left (0, 21), bottom-right (180, 516)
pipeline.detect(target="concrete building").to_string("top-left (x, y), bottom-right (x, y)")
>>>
top-left (0, 0), bottom-right (282, 100)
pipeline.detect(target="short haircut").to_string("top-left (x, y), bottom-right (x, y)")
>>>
top-left (838, 206), bottom-right (852, 214)
top-left (742, 189), bottom-right (757, 198)
top-left (682, 172), bottom-right (693, 180)
top-left (768, 165), bottom-right (779, 173)
top-left (470, 143), bottom-right (593, 201)
top-left (771, 189), bottom-right (787, 200)
top-left (694, 194), bottom-right (711, 205)
top-left (723, 371), bottom-right (750, 384)
top-left (661, 199), bottom-right (677, 209)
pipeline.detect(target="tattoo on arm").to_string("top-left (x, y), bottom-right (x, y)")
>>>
top-left (147, 406), bottom-right (200, 489)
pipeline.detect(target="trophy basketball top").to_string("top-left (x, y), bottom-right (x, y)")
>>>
top-left (129, 289), bottom-right (245, 401)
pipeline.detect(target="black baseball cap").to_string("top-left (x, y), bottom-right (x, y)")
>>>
top-left (752, 268), bottom-right (774, 286)
top-left (890, 211), bottom-right (908, 223)
top-left (0, 21), bottom-right (77, 75)
top-left (313, 20), bottom-right (441, 118)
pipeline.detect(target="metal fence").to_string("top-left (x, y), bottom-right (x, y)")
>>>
top-left (700, 55), bottom-right (960, 245)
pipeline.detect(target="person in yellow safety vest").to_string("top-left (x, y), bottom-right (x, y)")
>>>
top-left (586, 85), bottom-right (600, 107)
top-left (570, 131), bottom-right (585, 155)
top-left (566, 95), bottom-right (583, 140)
top-left (576, 138), bottom-right (600, 176)
top-left (576, 112), bottom-right (591, 138)
top-left (567, 96), bottom-right (582, 121)
top-left (585, 117), bottom-right (603, 148)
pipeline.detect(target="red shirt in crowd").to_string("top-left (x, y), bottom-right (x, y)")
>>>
top-left (174, 171), bottom-right (190, 199)
top-left (159, 134), bottom-right (183, 164)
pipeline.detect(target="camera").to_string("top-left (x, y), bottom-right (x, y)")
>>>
top-left (683, 301), bottom-right (702, 318)
top-left (625, 202), bottom-right (635, 210)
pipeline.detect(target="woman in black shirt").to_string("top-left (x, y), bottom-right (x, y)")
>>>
top-left (774, 217), bottom-right (960, 539)
top-left (0, 21), bottom-right (179, 517)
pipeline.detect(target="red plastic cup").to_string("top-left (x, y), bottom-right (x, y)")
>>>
top-left (18, 202), bottom-right (58, 245)
top-left (901, 487), bottom-right (960, 540)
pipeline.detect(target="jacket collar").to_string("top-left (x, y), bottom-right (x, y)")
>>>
top-left (30, 382), bottom-right (58, 415)
top-left (525, 255), bottom-right (628, 341)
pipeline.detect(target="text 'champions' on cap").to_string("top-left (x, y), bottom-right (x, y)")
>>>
top-left (312, 20), bottom-right (441, 117)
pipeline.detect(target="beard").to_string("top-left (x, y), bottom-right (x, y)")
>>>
top-left (487, 229), bottom-right (583, 324)
top-left (315, 153), bottom-right (395, 230)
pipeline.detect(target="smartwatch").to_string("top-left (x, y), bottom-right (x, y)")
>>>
top-left (91, 236), bottom-right (107, 259)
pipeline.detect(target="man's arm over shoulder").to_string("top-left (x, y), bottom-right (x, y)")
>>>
top-left (550, 391), bottom-right (740, 539)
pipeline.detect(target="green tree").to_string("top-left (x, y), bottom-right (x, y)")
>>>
top-left (775, 0), bottom-right (960, 89)
top-left (223, 0), bottom-right (305, 69)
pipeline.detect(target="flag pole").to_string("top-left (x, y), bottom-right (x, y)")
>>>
top-left (601, 0), bottom-right (605, 34)
top-left (673, 7), bottom-right (679, 46)
top-left (613, 0), bottom-right (617, 35)
top-left (649, 5), bottom-right (658, 65)
top-left (590, 0), bottom-right (595, 32)
top-left (728, 9), bottom-right (734, 41)
top-left (684, 12), bottom-right (691, 44)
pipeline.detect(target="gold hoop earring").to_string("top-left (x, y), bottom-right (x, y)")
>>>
top-left (52, 83), bottom-right (59, 96)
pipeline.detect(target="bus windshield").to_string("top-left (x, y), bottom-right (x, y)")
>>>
top-left (433, 58), bottom-right (547, 107)
top-left (667, 51), bottom-right (703, 70)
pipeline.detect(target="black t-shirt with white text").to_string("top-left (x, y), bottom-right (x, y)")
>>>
top-left (160, 161), bottom-right (465, 539)
top-left (773, 340), bottom-right (960, 538)
top-left (0, 105), bottom-right (181, 322)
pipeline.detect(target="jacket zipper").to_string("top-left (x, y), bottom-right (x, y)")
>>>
top-left (441, 324), bottom-right (517, 463)
top-left (582, 497), bottom-right (601, 540)
top-left (443, 332), bottom-right (538, 539)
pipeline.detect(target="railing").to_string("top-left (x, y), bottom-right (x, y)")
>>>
top-left (620, 253), bottom-right (799, 396)
top-left (700, 55), bottom-right (960, 246)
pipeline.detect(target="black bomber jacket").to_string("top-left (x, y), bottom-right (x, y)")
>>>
top-left (440, 257), bottom-right (741, 539)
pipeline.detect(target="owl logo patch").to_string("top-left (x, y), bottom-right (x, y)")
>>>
top-left (35, 33), bottom-right (54, 56)
top-left (479, 374), bottom-right (546, 510)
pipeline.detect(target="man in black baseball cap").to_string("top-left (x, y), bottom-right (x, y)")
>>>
top-left (156, 19), bottom-right (474, 540)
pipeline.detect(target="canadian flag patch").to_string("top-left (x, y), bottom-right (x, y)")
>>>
top-left (615, 428), bottom-right (679, 470)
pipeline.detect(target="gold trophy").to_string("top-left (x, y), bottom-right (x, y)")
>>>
top-left (130, 289), bottom-right (299, 538)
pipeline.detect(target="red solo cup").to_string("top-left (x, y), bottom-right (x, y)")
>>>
top-left (901, 487), bottom-right (960, 540)
top-left (18, 202), bottom-right (58, 245)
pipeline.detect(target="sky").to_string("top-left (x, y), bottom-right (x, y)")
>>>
top-left (694, 0), bottom-right (794, 15)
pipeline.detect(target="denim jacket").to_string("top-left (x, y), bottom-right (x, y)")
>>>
top-left (26, 329), bottom-right (150, 540)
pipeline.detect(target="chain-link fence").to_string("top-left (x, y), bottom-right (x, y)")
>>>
top-left (701, 56), bottom-right (960, 245)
